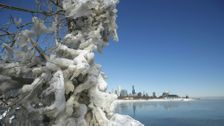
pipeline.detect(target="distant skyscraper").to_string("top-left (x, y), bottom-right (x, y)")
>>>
top-left (118, 86), bottom-right (121, 96)
top-left (153, 92), bottom-right (156, 98)
top-left (137, 92), bottom-right (142, 97)
top-left (115, 86), bottom-right (122, 96)
top-left (162, 91), bottom-right (169, 97)
top-left (132, 85), bottom-right (136, 95)
top-left (120, 89), bottom-right (128, 97)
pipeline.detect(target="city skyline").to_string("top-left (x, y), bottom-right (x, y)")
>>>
top-left (110, 85), bottom-right (187, 98)
top-left (96, 0), bottom-right (224, 97)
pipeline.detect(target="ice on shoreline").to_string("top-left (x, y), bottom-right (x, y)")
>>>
top-left (110, 98), bottom-right (195, 111)
top-left (118, 98), bottom-right (194, 102)
top-left (109, 114), bottom-right (144, 126)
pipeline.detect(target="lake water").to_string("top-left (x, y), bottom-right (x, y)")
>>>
top-left (114, 98), bottom-right (224, 126)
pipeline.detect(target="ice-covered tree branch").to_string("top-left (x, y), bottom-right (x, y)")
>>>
top-left (0, 0), bottom-right (143, 126)
top-left (0, 3), bottom-right (52, 16)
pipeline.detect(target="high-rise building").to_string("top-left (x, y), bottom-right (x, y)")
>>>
top-left (118, 86), bottom-right (121, 96)
top-left (120, 89), bottom-right (128, 97)
top-left (153, 92), bottom-right (156, 98)
top-left (132, 85), bottom-right (136, 95)
top-left (115, 86), bottom-right (122, 96)
top-left (137, 92), bottom-right (142, 97)
top-left (162, 91), bottom-right (169, 97)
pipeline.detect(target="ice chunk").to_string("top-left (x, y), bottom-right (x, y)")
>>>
top-left (89, 86), bottom-right (117, 113)
top-left (65, 80), bottom-right (74, 94)
top-left (63, 0), bottom-right (93, 18)
top-left (32, 17), bottom-right (49, 35)
top-left (97, 73), bottom-right (107, 91)
top-left (22, 73), bottom-right (47, 93)
top-left (43, 70), bottom-right (66, 117)
top-left (9, 115), bottom-right (15, 124)
top-left (109, 114), bottom-right (144, 126)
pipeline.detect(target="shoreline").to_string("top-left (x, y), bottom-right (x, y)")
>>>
top-left (110, 98), bottom-right (195, 111)
top-left (116, 98), bottom-right (195, 102)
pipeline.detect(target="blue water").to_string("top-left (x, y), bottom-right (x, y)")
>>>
top-left (114, 98), bottom-right (224, 126)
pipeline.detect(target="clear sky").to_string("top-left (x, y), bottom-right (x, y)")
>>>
top-left (0, 0), bottom-right (224, 97)
top-left (96, 0), bottom-right (224, 97)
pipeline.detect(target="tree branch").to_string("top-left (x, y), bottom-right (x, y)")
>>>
top-left (49, 0), bottom-right (63, 9)
top-left (30, 39), bottom-right (49, 61)
top-left (0, 29), bottom-right (16, 48)
top-left (0, 3), bottom-right (52, 16)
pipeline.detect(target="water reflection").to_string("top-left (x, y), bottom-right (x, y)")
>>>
top-left (133, 104), bottom-right (136, 117)
top-left (114, 100), bottom-right (224, 126)
top-left (114, 101), bottom-right (192, 117)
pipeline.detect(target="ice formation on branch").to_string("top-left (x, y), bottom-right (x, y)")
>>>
top-left (0, 0), bottom-right (144, 126)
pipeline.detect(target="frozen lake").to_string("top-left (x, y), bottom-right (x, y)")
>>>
top-left (114, 98), bottom-right (224, 126)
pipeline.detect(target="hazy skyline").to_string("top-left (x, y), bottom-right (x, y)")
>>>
top-left (0, 0), bottom-right (224, 97)
top-left (96, 0), bottom-right (224, 97)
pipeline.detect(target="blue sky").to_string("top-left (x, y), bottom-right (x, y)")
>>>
top-left (0, 0), bottom-right (224, 97)
top-left (96, 0), bottom-right (224, 97)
